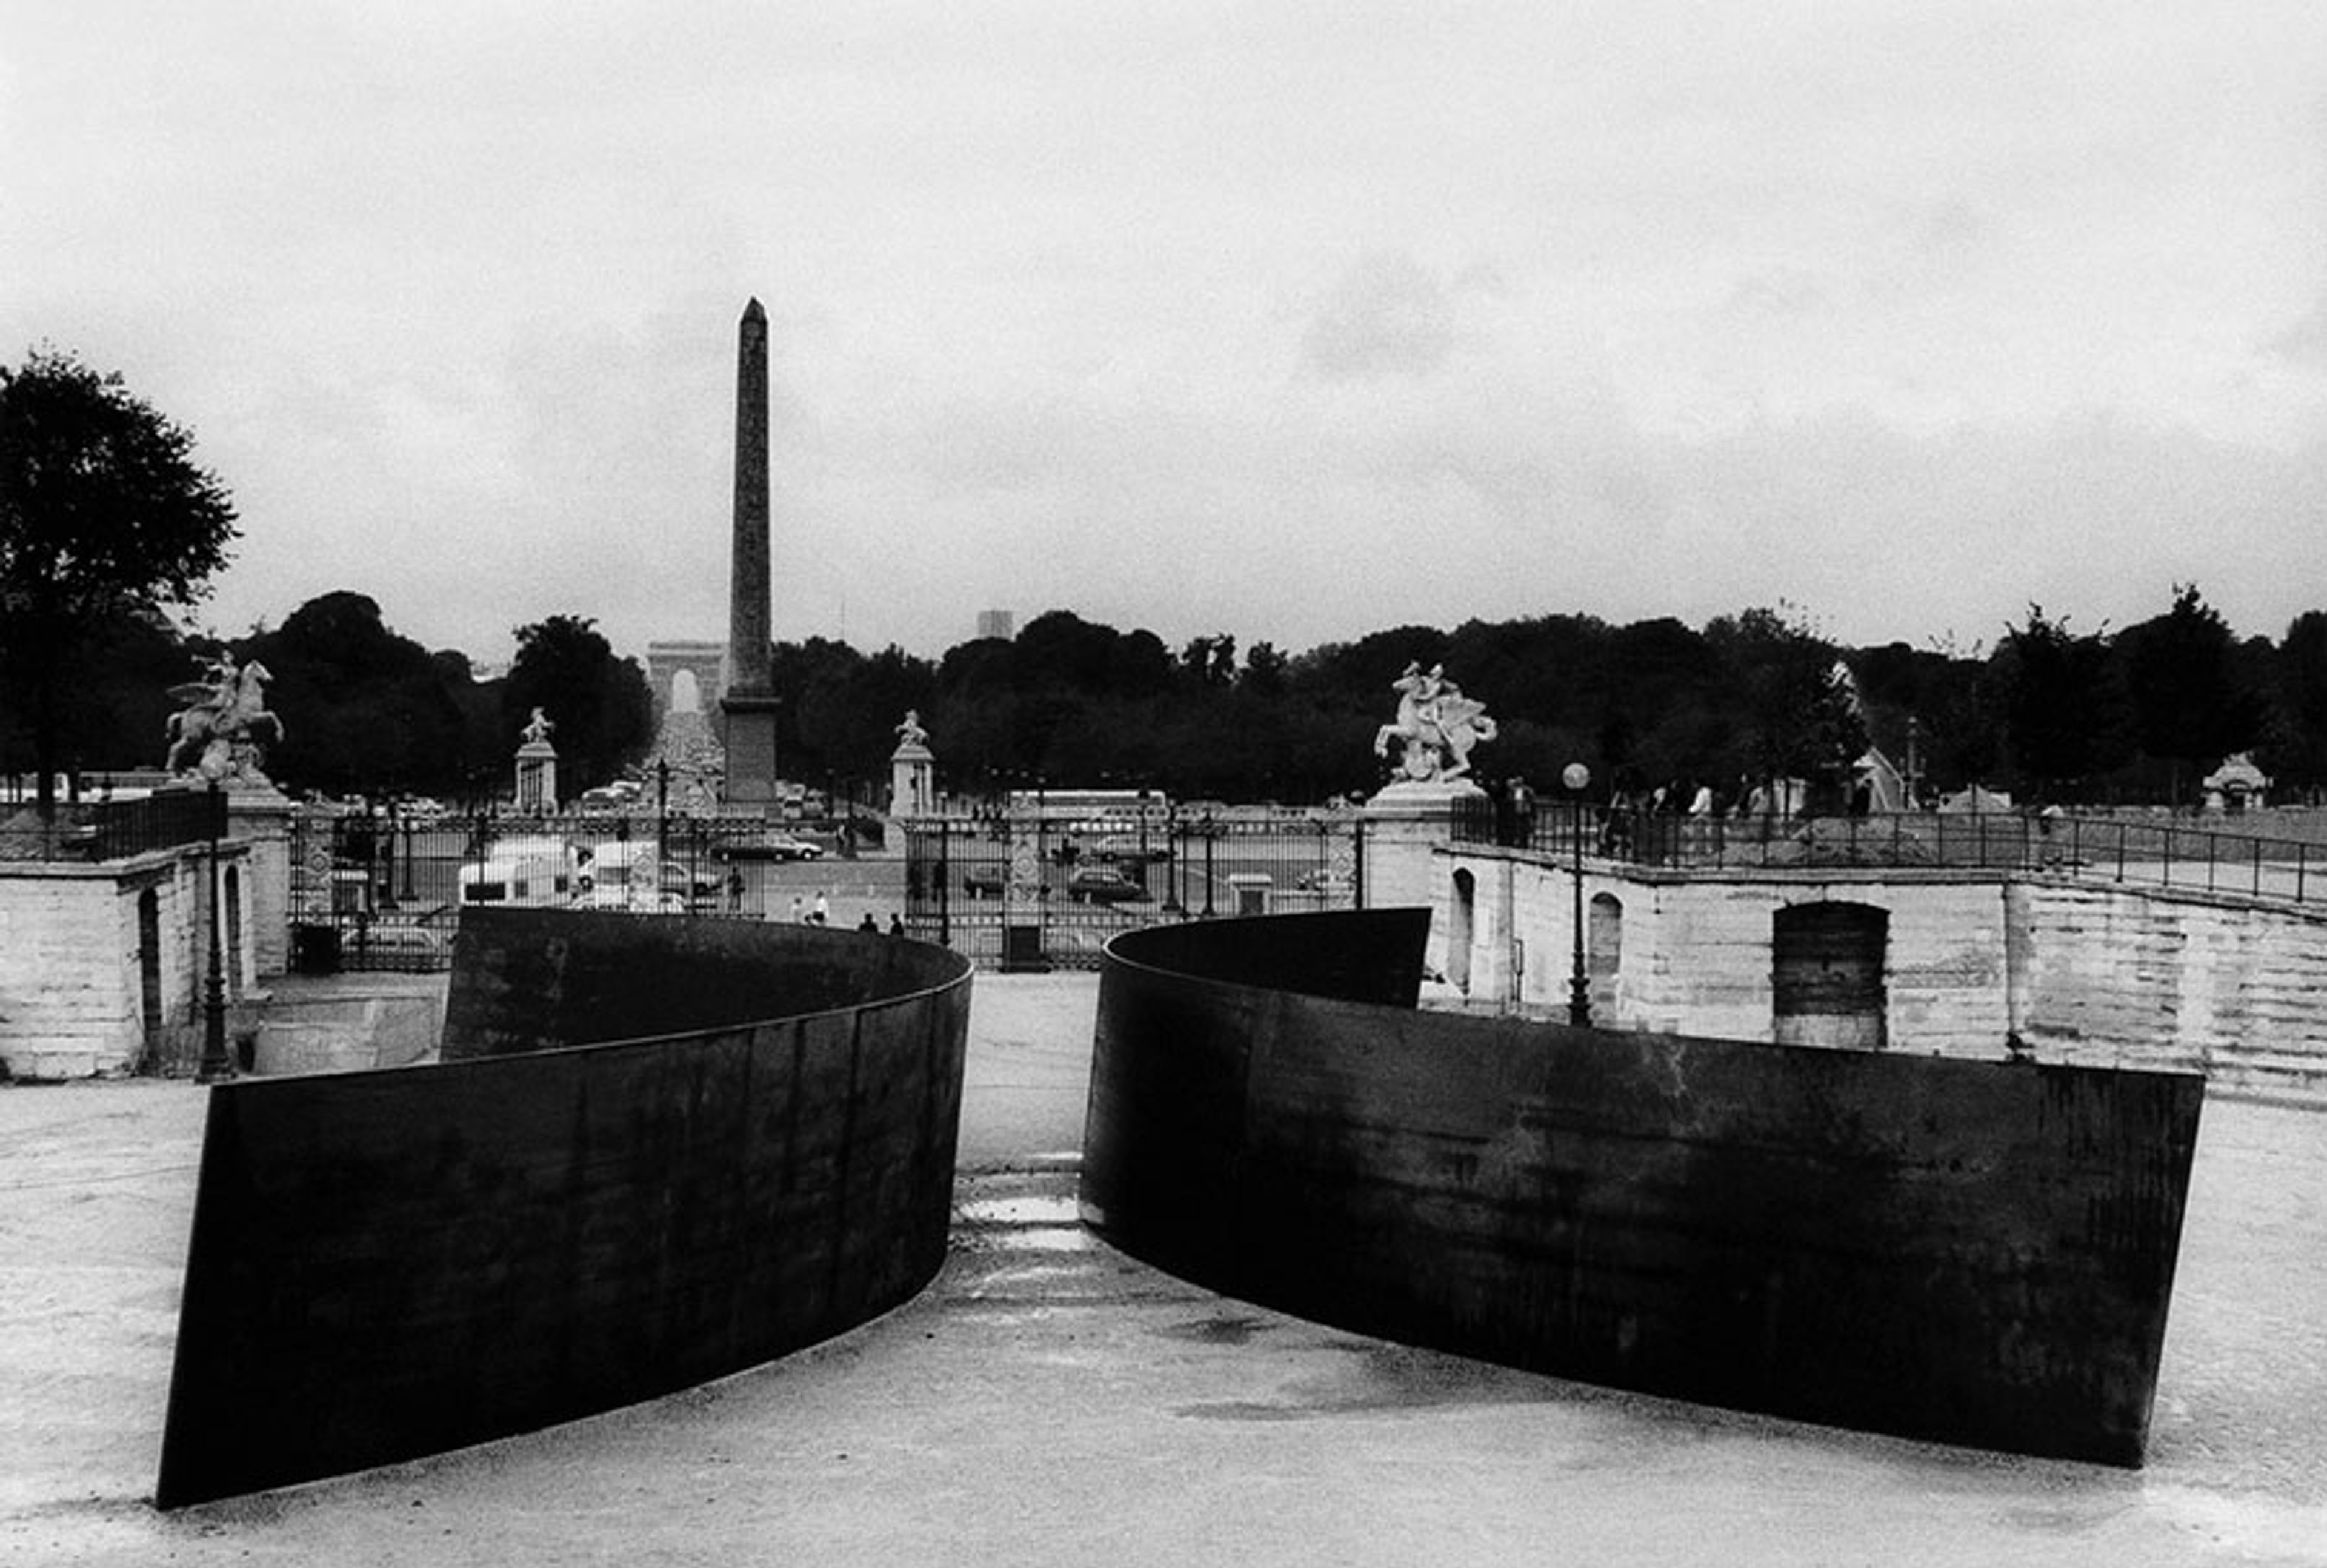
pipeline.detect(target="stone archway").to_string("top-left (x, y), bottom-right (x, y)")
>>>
top-left (644, 642), bottom-right (728, 722)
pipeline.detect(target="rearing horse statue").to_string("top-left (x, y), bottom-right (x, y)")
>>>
top-left (165, 658), bottom-right (285, 780)
top-left (1374, 662), bottom-right (1497, 782)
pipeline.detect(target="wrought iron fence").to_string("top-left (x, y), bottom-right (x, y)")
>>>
top-left (286, 808), bottom-right (869, 972)
top-left (1453, 799), bottom-right (2323, 906)
top-left (0, 788), bottom-right (224, 863)
top-left (901, 810), bottom-right (1359, 970)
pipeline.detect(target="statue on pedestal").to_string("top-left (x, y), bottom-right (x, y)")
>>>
top-left (165, 656), bottom-right (284, 782)
top-left (1374, 662), bottom-right (1497, 783)
top-left (891, 709), bottom-right (936, 819)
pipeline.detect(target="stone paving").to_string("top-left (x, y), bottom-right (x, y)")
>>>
top-left (2, 972), bottom-right (2325, 1566)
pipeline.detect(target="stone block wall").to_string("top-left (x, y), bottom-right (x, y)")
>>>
top-left (2017, 882), bottom-right (2327, 1097)
top-left (1425, 840), bottom-right (2327, 1101)
top-left (0, 842), bottom-right (255, 1080)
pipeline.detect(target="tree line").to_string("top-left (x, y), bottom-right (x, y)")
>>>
top-left (12, 585), bottom-right (2323, 815)
top-left (6, 346), bottom-right (2321, 813)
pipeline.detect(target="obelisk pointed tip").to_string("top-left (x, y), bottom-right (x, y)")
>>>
top-left (742, 297), bottom-right (766, 323)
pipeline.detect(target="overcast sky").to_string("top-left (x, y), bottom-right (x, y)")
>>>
top-left (7, 2), bottom-right (2325, 669)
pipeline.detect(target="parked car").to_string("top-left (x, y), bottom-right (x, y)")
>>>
top-left (661, 862), bottom-right (723, 900)
top-left (719, 831), bottom-right (822, 862)
top-left (1067, 866), bottom-right (1148, 904)
top-left (1092, 834), bottom-right (1172, 864)
top-left (960, 863), bottom-right (1007, 897)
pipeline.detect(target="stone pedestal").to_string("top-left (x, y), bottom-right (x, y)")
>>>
top-left (1361, 779), bottom-right (1485, 986)
top-left (514, 740), bottom-right (559, 814)
top-left (720, 694), bottom-right (782, 808)
top-left (223, 782), bottom-right (295, 980)
top-left (890, 740), bottom-right (935, 820)
top-left (1001, 806), bottom-right (1050, 972)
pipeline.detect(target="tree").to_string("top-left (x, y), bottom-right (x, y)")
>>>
top-left (1992, 605), bottom-right (2131, 802)
top-left (241, 591), bottom-right (470, 797)
top-left (0, 348), bottom-right (238, 812)
top-left (1704, 605), bottom-right (1863, 800)
top-left (2272, 611), bottom-right (2327, 793)
top-left (2116, 584), bottom-right (2264, 805)
top-left (502, 616), bottom-right (653, 793)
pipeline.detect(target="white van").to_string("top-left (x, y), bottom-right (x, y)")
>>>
top-left (572, 840), bottom-right (687, 914)
top-left (456, 835), bottom-right (581, 908)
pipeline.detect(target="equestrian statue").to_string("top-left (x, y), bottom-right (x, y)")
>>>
top-left (165, 656), bottom-right (285, 782)
top-left (1374, 662), bottom-right (1497, 783)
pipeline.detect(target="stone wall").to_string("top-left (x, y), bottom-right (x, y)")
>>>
top-left (1429, 843), bottom-right (2327, 1103)
top-left (2016, 880), bottom-right (2327, 1098)
top-left (0, 843), bottom-right (255, 1080)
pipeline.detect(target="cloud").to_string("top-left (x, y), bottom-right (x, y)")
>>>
top-left (1301, 252), bottom-right (1459, 382)
top-left (2267, 300), bottom-right (2327, 369)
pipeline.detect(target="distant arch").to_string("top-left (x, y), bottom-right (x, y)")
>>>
top-left (644, 642), bottom-right (727, 721)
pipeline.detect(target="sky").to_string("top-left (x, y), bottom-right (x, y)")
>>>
top-left (6, 1), bottom-right (2326, 671)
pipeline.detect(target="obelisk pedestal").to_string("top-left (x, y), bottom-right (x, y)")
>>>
top-left (720, 297), bottom-right (782, 808)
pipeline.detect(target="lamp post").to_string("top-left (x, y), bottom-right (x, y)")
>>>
top-left (1562, 762), bottom-right (1591, 1028)
top-left (656, 758), bottom-right (670, 862)
top-left (196, 782), bottom-right (231, 1082)
top-left (1201, 809), bottom-right (1217, 918)
top-left (1161, 800), bottom-right (1184, 915)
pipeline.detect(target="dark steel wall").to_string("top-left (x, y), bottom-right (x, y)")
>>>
top-left (158, 910), bottom-right (972, 1508)
top-left (1084, 909), bottom-right (2204, 1466)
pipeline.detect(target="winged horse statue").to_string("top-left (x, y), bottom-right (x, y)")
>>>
top-left (1374, 662), bottom-right (1497, 782)
top-left (165, 656), bottom-right (285, 781)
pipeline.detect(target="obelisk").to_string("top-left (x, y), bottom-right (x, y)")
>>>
top-left (719, 297), bottom-right (782, 807)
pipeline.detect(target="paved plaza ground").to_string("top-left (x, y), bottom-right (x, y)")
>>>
top-left (2, 971), bottom-right (2325, 1566)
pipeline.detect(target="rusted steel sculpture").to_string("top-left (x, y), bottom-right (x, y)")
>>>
top-left (158, 909), bottom-right (971, 1508)
top-left (1082, 909), bottom-right (2202, 1466)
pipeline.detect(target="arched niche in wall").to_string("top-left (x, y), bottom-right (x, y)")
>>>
top-left (1448, 868), bottom-right (1476, 994)
top-left (1588, 891), bottom-right (1622, 1023)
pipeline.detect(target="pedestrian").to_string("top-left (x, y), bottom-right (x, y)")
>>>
top-left (725, 867), bottom-right (744, 913)
top-left (788, 894), bottom-right (804, 924)
top-left (857, 911), bottom-right (878, 934)
top-left (888, 912), bottom-right (905, 937)
top-left (813, 889), bottom-right (830, 926)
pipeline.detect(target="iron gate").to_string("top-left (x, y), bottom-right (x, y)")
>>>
top-left (901, 809), bottom-right (1360, 970)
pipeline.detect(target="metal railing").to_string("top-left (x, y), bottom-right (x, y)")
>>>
top-left (901, 811), bottom-right (1356, 969)
top-left (286, 806), bottom-right (874, 972)
top-left (1454, 800), bottom-right (2322, 908)
top-left (0, 789), bottom-right (225, 863)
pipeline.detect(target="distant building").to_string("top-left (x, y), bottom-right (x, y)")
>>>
top-left (976, 610), bottom-right (1014, 642)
